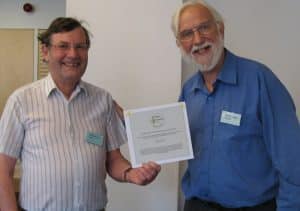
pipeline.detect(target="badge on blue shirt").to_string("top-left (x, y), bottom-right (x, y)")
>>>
top-left (220, 110), bottom-right (241, 126)
top-left (85, 132), bottom-right (103, 146)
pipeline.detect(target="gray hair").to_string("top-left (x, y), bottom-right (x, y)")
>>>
top-left (171, 0), bottom-right (224, 38)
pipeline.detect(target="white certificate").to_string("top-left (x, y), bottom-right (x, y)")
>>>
top-left (124, 102), bottom-right (194, 167)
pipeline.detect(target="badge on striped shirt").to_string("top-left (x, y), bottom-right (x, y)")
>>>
top-left (86, 132), bottom-right (103, 146)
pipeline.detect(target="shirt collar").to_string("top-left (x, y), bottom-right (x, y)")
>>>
top-left (216, 49), bottom-right (238, 85)
top-left (44, 74), bottom-right (88, 98)
top-left (188, 72), bottom-right (203, 93)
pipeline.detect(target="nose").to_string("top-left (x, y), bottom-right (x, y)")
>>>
top-left (66, 46), bottom-right (80, 57)
top-left (192, 30), bottom-right (204, 45)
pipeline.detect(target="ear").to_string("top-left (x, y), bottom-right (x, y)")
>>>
top-left (217, 22), bottom-right (225, 38)
top-left (41, 44), bottom-right (50, 63)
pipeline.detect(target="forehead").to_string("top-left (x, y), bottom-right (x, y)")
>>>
top-left (179, 5), bottom-right (214, 31)
top-left (50, 27), bottom-right (86, 43)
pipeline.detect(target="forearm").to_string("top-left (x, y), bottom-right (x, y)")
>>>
top-left (106, 149), bottom-right (131, 182)
top-left (0, 176), bottom-right (18, 211)
top-left (0, 155), bottom-right (18, 211)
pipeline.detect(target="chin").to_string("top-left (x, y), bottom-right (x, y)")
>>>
top-left (181, 48), bottom-right (216, 72)
top-left (196, 63), bottom-right (214, 73)
top-left (195, 50), bottom-right (223, 73)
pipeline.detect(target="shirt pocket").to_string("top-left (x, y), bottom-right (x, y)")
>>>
top-left (217, 113), bottom-right (262, 141)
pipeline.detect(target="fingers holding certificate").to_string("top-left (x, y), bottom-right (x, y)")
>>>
top-left (125, 161), bottom-right (161, 185)
top-left (124, 102), bottom-right (194, 168)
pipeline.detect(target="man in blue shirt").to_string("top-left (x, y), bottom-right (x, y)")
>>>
top-left (171, 0), bottom-right (300, 210)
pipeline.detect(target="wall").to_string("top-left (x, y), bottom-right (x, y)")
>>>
top-left (0, 0), bottom-right (65, 29)
top-left (66, 1), bottom-right (181, 211)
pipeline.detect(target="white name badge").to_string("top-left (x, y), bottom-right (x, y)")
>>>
top-left (220, 110), bottom-right (241, 126)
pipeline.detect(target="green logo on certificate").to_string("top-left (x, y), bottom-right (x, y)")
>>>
top-left (150, 114), bottom-right (165, 128)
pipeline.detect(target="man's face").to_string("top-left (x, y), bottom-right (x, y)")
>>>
top-left (42, 27), bottom-right (89, 85)
top-left (177, 5), bottom-right (224, 72)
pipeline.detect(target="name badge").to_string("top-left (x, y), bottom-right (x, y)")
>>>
top-left (86, 132), bottom-right (103, 146)
top-left (220, 111), bottom-right (241, 126)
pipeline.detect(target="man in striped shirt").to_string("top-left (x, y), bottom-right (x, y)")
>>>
top-left (0, 17), bottom-right (161, 211)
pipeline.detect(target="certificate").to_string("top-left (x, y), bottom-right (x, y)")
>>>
top-left (124, 102), bottom-right (194, 167)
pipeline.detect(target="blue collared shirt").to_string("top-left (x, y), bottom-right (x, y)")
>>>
top-left (180, 50), bottom-right (300, 210)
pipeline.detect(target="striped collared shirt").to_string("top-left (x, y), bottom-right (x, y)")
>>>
top-left (0, 75), bottom-right (126, 210)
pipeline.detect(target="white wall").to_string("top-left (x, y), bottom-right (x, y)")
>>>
top-left (219, 1), bottom-right (300, 115)
top-left (67, 1), bottom-right (181, 211)
top-left (0, 0), bottom-right (65, 29)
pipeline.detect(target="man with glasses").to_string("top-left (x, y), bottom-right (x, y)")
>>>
top-left (0, 17), bottom-right (160, 211)
top-left (172, 1), bottom-right (300, 210)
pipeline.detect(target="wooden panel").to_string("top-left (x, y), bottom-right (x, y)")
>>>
top-left (0, 29), bottom-right (34, 115)
top-left (37, 29), bottom-right (49, 80)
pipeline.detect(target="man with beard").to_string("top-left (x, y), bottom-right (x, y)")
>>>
top-left (0, 17), bottom-right (160, 211)
top-left (172, 1), bottom-right (300, 210)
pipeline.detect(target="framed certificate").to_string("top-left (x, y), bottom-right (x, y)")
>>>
top-left (124, 102), bottom-right (194, 167)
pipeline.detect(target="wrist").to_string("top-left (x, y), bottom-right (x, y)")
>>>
top-left (123, 166), bottom-right (132, 183)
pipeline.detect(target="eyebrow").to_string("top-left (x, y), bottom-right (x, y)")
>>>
top-left (179, 20), bottom-right (212, 32)
top-left (51, 41), bottom-right (87, 44)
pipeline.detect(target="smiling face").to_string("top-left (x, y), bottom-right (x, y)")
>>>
top-left (42, 27), bottom-right (88, 89)
top-left (177, 4), bottom-right (224, 73)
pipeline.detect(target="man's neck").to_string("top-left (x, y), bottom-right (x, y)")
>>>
top-left (202, 50), bottom-right (225, 93)
top-left (53, 78), bottom-right (79, 100)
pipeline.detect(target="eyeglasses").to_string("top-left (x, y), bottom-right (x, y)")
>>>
top-left (49, 42), bottom-right (89, 52)
top-left (177, 20), bottom-right (217, 42)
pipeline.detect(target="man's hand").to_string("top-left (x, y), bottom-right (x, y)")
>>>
top-left (125, 161), bottom-right (161, 185)
top-left (0, 154), bottom-right (18, 211)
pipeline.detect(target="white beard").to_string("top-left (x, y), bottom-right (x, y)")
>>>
top-left (180, 34), bottom-right (224, 73)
